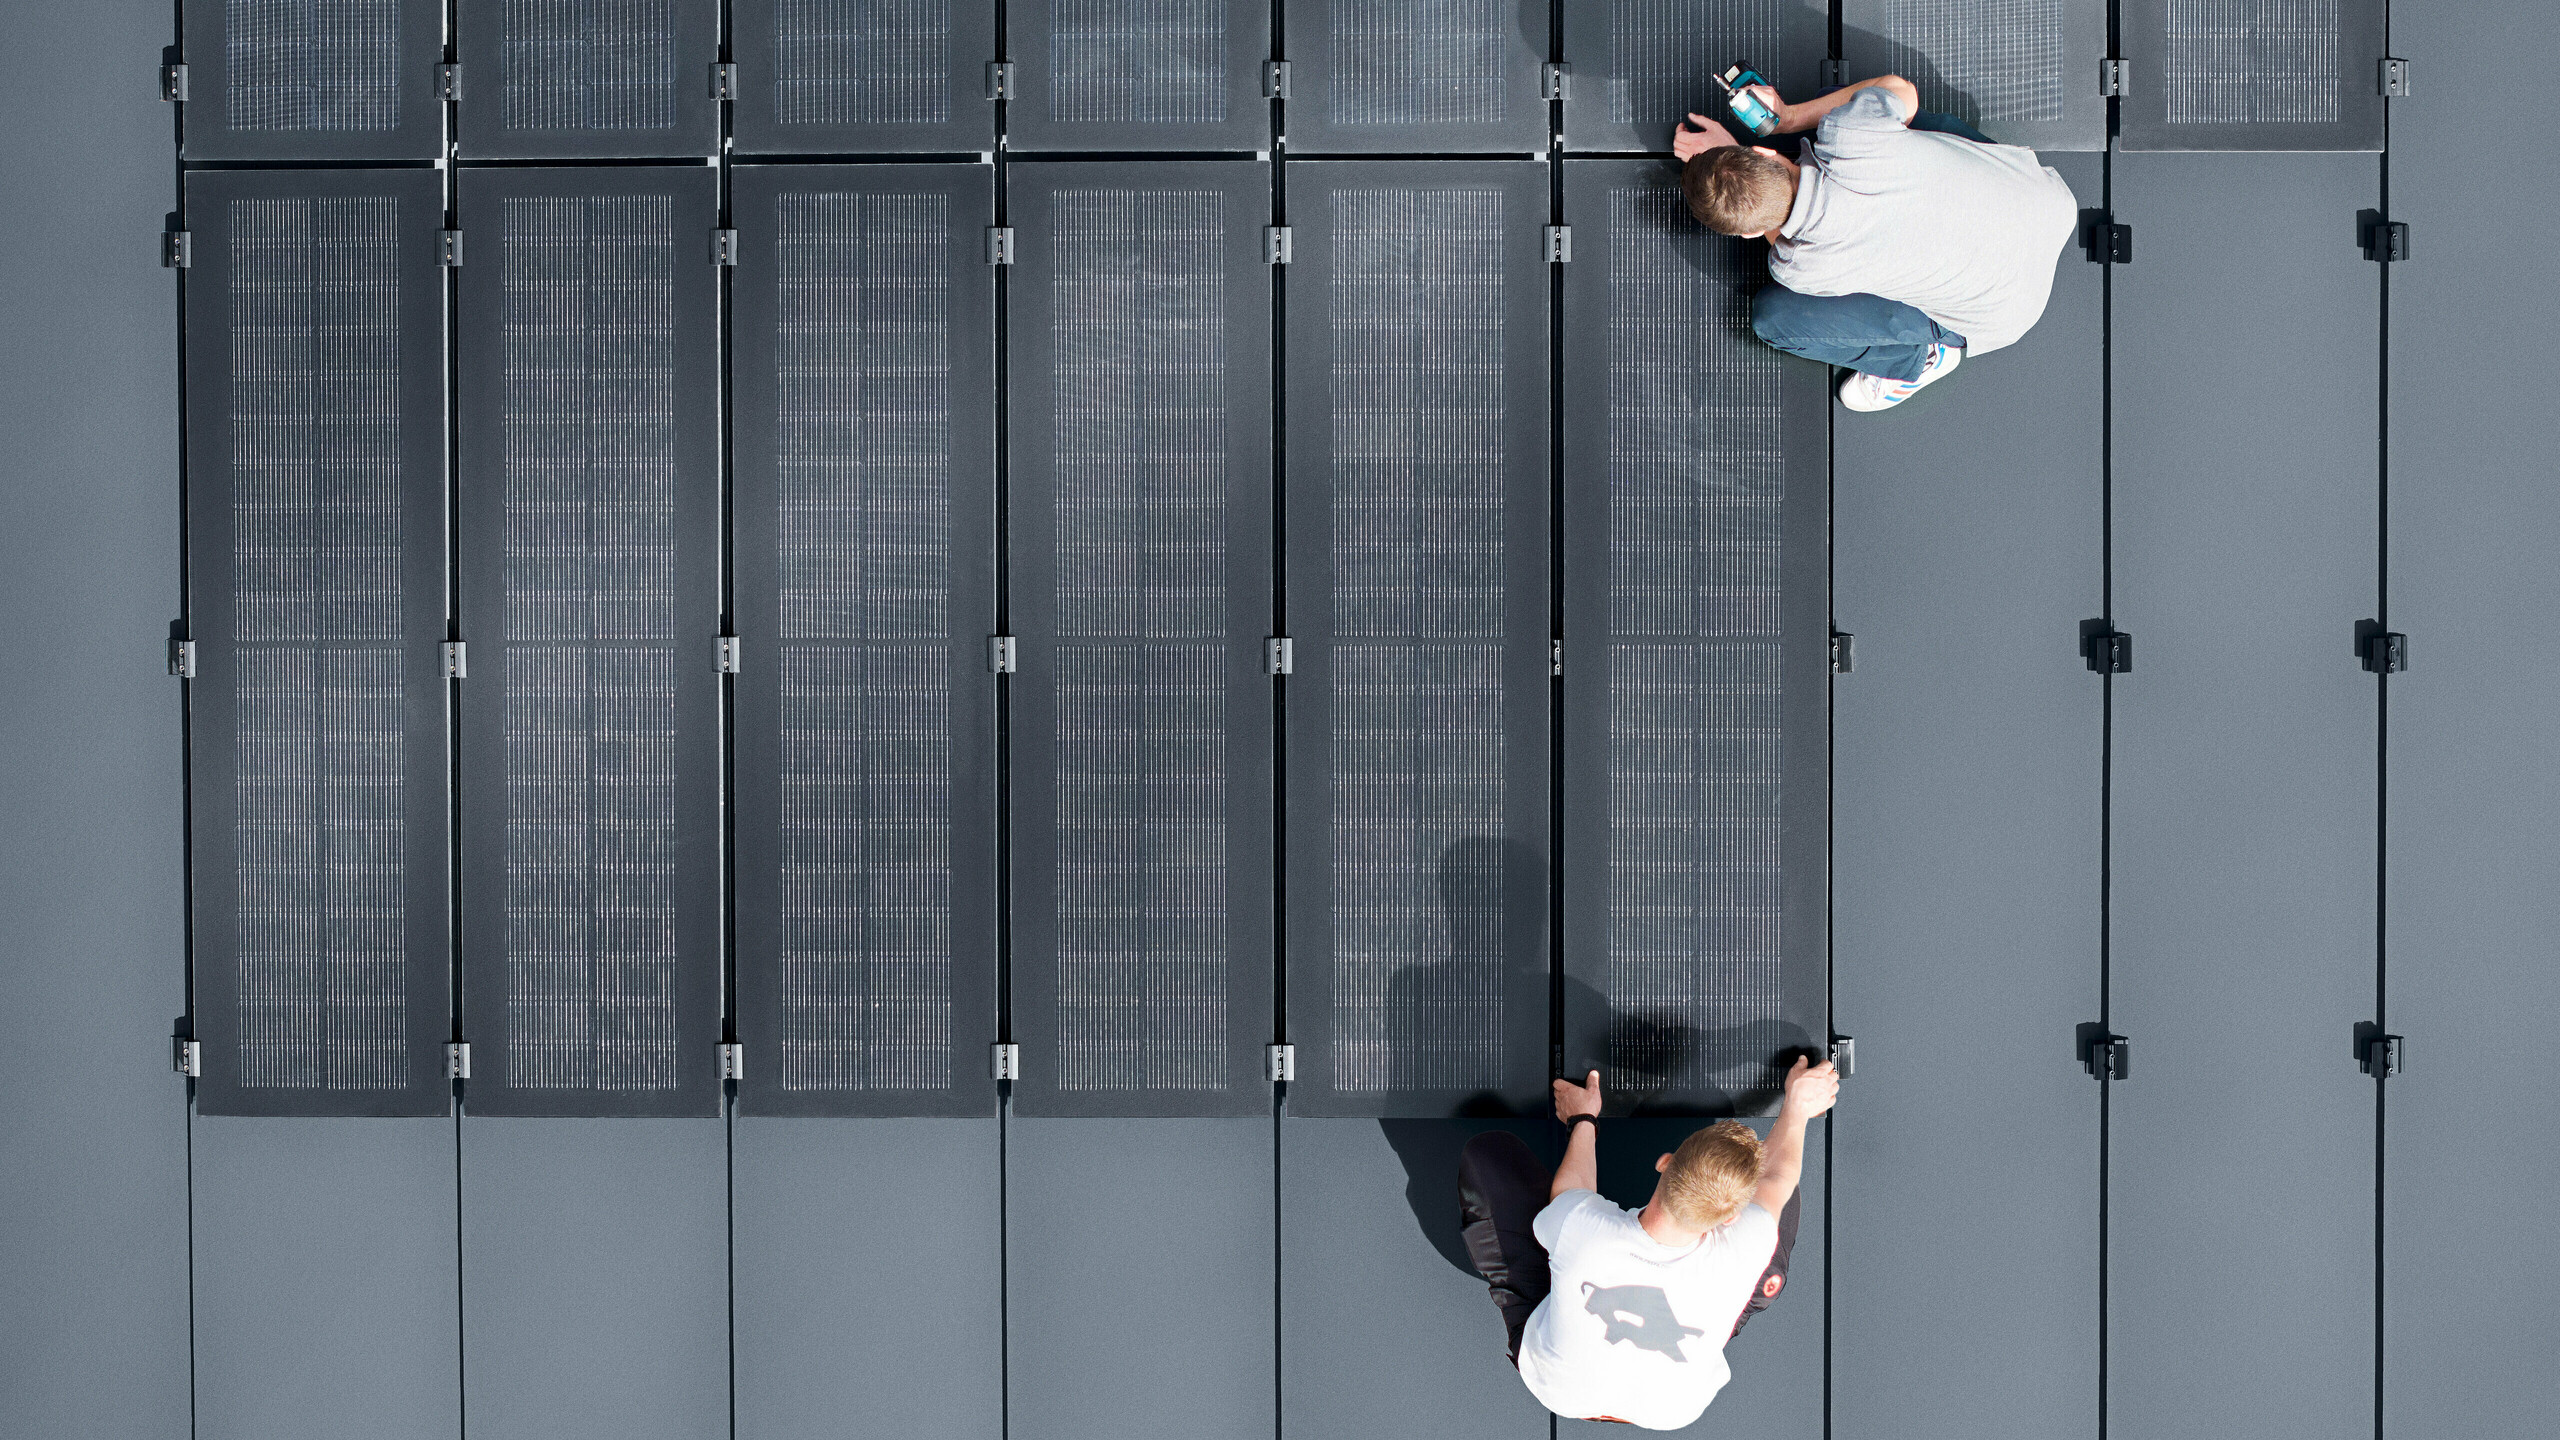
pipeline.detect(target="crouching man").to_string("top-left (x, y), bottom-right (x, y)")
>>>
top-left (1673, 74), bottom-right (2080, 412)
top-left (1458, 1058), bottom-right (1842, 1428)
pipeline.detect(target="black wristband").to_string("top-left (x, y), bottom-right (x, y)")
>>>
top-left (1565, 1114), bottom-right (1598, 1134)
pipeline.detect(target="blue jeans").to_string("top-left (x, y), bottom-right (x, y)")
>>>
top-left (1750, 110), bottom-right (1988, 382)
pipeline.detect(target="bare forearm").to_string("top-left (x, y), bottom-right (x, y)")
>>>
top-left (1751, 1112), bottom-right (1812, 1212)
top-left (1552, 1122), bottom-right (1598, 1199)
top-left (1777, 76), bottom-right (1919, 133)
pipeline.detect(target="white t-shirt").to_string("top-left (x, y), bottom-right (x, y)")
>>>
top-left (1515, 1190), bottom-right (1780, 1430)
top-left (1767, 86), bottom-right (2081, 355)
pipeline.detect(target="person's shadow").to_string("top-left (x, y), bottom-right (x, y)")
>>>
top-left (1368, 836), bottom-right (1547, 1114)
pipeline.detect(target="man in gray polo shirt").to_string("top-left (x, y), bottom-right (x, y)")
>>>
top-left (1672, 75), bottom-right (2080, 413)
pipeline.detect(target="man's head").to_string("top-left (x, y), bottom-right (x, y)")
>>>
top-left (1682, 146), bottom-right (1796, 237)
top-left (1650, 1121), bottom-right (1766, 1230)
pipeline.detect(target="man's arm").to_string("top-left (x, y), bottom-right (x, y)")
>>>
top-left (1670, 76), bottom-right (1919, 161)
top-left (1550, 1069), bottom-right (1602, 1200)
top-left (1770, 75), bottom-right (1921, 134)
top-left (1750, 1056), bottom-right (1842, 1216)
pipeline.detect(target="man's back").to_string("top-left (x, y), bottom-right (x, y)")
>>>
top-left (1771, 86), bottom-right (2079, 354)
top-left (1514, 1191), bottom-right (1780, 1430)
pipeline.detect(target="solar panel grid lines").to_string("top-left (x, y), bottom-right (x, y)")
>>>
top-left (2165, 0), bottom-right (2340, 126)
top-left (770, 190), bottom-right (957, 1094)
top-left (1281, 0), bottom-right (1546, 153)
top-left (1881, 0), bottom-right (2067, 123)
top-left (1326, 184), bottom-right (1511, 1096)
top-left (1558, 159), bottom-right (1825, 1117)
top-left (1279, 159), bottom-right (1549, 1119)
top-left (1597, 180), bottom-right (1787, 1101)
top-left (1004, 161), bottom-right (1272, 1116)
top-left (496, 191), bottom-right (686, 1093)
top-left (2120, 0), bottom-right (2383, 149)
top-left (732, 165), bottom-right (997, 1118)
top-left (1599, 0), bottom-right (1791, 128)
top-left (1049, 185), bottom-right (1236, 1093)
top-left (224, 0), bottom-right (407, 132)
top-left (456, 167), bottom-right (720, 1117)
top-left (185, 167), bottom-right (453, 1117)
top-left (1329, 0), bottom-right (1507, 127)
top-left (772, 0), bottom-right (953, 127)
top-left (228, 192), bottom-right (416, 1093)
top-left (501, 0), bottom-right (679, 132)
top-left (1051, 0), bottom-right (1230, 125)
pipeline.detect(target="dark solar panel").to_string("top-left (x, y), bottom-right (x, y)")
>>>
top-left (1283, 0), bottom-right (1545, 153)
top-left (1558, 160), bottom-right (1827, 1117)
top-left (1282, 161), bottom-right (1550, 1118)
top-left (183, 168), bottom-right (451, 1116)
top-left (457, 168), bottom-right (722, 1116)
top-left (1007, 1), bottom-right (1265, 150)
top-left (183, 0), bottom-right (443, 158)
top-left (2120, 0), bottom-right (2382, 150)
top-left (1560, 0), bottom-right (1826, 153)
top-left (455, 0), bottom-right (719, 157)
top-left (1006, 162), bottom-right (1273, 1116)
top-left (731, 166), bottom-right (999, 1116)
top-left (224, 0), bottom-right (405, 130)
top-left (2166, 0), bottom-right (2337, 124)
top-left (732, 0), bottom-right (993, 152)
top-left (1840, 0), bottom-right (2107, 151)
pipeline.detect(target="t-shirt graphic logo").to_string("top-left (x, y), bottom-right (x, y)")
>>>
top-left (1579, 1282), bottom-right (1707, 1362)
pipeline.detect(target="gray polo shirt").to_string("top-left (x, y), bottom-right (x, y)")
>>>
top-left (1767, 87), bottom-right (2079, 354)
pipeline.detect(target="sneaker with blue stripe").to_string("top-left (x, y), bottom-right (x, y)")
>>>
top-left (1839, 343), bottom-right (1962, 412)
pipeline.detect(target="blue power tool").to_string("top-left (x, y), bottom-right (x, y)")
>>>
top-left (1715, 64), bottom-right (1781, 137)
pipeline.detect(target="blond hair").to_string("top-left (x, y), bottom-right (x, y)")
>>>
top-left (1682, 147), bottom-right (1793, 236)
top-left (1657, 1121), bottom-right (1765, 1229)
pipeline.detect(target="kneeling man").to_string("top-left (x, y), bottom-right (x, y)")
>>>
top-left (1674, 75), bottom-right (2080, 412)
top-left (1459, 1057), bottom-right (1842, 1428)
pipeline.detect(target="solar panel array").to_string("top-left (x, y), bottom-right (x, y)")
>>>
top-left (215, 3), bottom-right (2485, 1116)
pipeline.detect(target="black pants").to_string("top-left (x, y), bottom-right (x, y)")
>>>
top-left (1457, 1131), bottom-right (1801, 1364)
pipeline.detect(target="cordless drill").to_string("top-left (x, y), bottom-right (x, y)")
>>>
top-left (1715, 64), bottom-right (1781, 137)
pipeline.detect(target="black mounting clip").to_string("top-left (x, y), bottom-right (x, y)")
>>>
top-left (2357, 620), bottom-right (2409, 674)
top-left (2081, 209), bottom-right (2131, 264)
top-left (2077, 1023), bottom-right (2130, 1081)
top-left (2355, 1022), bottom-right (2404, 1077)
top-left (2081, 621), bottom-right (2132, 674)
top-left (1829, 631), bottom-right (1854, 674)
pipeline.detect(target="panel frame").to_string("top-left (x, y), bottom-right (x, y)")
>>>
top-left (184, 166), bottom-right (455, 1118)
top-left (730, 163), bottom-right (1000, 1118)
top-left (1561, 0), bottom-right (1829, 154)
top-left (454, 0), bottom-right (722, 159)
top-left (728, 0), bottom-right (999, 154)
top-left (1004, 159), bottom-right (1277, 1118)
top-left (1556, 158), bottom-right (1830, 1119)
top-left (455, 164), bottom-right (726, 1118)
top-left (1839, 0), bottom-right (2108, 152)
top-left (2119, 0), bottom-right (2386, 152)
top-left (1005, 0), bottom-right (1272, 153)
top-left (1279, 157), bottom-right (1553, 1119)
top-left (1280, 0), bottom-right (1550, 155)
top-left (180, 0), bottom-right (448, 160)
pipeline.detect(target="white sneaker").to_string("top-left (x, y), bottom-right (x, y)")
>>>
top-left (1838, 343), bottom-right (1962, 412)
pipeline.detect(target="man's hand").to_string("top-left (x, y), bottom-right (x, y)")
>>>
top-left (1777, 1056), bottom-right (1840, 1121)
top-left (1553, 1068), bottom-right (1603, 1123)
top-left (1671, 112), bottom-right (1738, 163)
